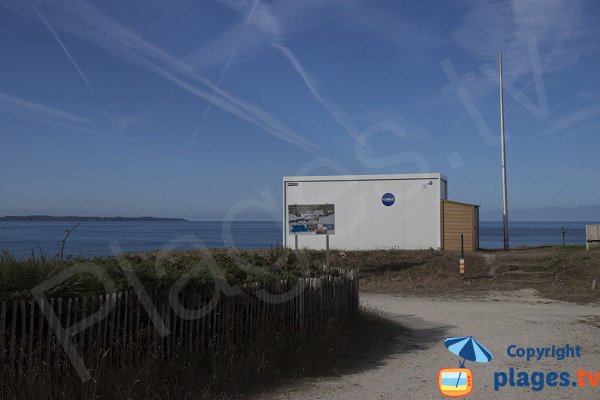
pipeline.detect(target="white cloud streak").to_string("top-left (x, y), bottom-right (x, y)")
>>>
top-left (541, 105), bottom-right (600, 137)
top-left (31, 1), bottom-right (94, 93)
top-left (0, 91), bottom-right (224, 165)
top-left (2, 0), bottom-right (323, 155)
top-left (0, 91), bottom-right (91, 125)
top-left (0, 90), bottom-right (141, 145)
top-left (210, 0), bottom-right (361, 141)
top-left (273, 43), bottom-right (360, 140)
top-left (451, 0), bottom-right (591, 79)
top-left (190, 0), bottom-right (436, 70)
top-left (191, 0), bottom-right (261, 142)
top-left (148, 62), bottom-right (321, 152)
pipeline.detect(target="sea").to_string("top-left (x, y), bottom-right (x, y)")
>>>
top-left (0, 221), bottom-right (596, 260)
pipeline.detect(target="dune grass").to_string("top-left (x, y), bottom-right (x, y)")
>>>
top-left (0, 247), bottom-right (325, 300)
top-left (3, 245), bottom-right (597, 302)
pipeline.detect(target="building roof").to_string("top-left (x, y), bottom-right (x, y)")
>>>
top-left (442, 199), bottom-right (480, 207)
top-left (283, 173), bottom-right (447, 182)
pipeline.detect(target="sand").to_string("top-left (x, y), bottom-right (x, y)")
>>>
top-left (262, 290), bottom-right (600, 400)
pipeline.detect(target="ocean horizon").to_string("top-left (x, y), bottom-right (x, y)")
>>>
top-left (0, 220), bottom-right (597, 260)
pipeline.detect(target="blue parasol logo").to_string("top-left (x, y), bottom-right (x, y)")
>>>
top-left (439, 336), bottom-right (493, 397)
top-left (444, 336), bottom-right (494, 367)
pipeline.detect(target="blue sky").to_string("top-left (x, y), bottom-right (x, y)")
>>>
top-left (0, 0), bottom-right (599, 221)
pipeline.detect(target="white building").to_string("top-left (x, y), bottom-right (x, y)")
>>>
top-left (283, 173), bottom-right (448, 250)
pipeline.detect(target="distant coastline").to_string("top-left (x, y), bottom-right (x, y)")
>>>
top-left (0, 215), bottom-right (187, 222)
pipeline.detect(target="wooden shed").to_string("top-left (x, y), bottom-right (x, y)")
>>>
top-left (440, 200), bottom-right (480, 252)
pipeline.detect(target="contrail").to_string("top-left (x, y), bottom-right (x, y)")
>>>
top-left (7, 0), bottom-right (324, 155)
top-left (149, 62), bottom-right (322, 155)
top-left (0, 90), bottom-right (91, 124)
top-left (206, 1), bottom-right (361, 141)
top-left (273, 43), bottom-right (360, 140)
top-left (31, 1), bottom-right (95, 94)
top-left (190, 0), bottom-right (261, 142)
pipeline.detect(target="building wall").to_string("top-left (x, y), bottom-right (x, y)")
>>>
top-left (283, 174), bottom-right (445, 250)
top-left (441, 200), bottom-right (479, 252)
top-left (441, 179), bottom-right (448, 200)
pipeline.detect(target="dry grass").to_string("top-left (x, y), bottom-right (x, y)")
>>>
top-left (311, 246), bottom-right (600, 303)
top-left (8, 246), bottom-right (597, 303)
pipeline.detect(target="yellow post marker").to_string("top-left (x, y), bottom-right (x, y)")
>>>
top-left (459, 234), bottom-right (465, 277)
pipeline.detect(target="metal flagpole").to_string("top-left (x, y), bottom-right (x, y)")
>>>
top-left (499, 49), bottom-right (509, 250)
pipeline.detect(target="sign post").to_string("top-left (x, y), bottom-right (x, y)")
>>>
top-left (294, 234), bottom-right (298, 251)
top-left (325, 232), bottom-right (330, 268)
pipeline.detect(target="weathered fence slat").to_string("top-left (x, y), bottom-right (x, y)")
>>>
top-left (54, 298), bottom-right (63, 370)
top-left (160, 302), bottom-right (167, 360)
top-left (135, 294), bottom-right (141, 365)
top-left (9, 300), bottom-right (17, 369)
top-left (200, 292), bottom-right (207, 356)
top-left (100, 295), bottom-right (107, 354)
top-left (45, 298), bottom-right (54, 368)
top-left (18, 300), bottom-right (26, 370)
top-left (79, 297), bottom-right (87, 353)
top-left (0, 270), bottom-right (359, 375)
top-left (123, 291), bottom-right (131, 364)
top-left (109, 293), bottom-right (117, 365)
top-left (27, 300), bottom-right (35, 371)
top-left (0, 301), bottom-right (6, 371)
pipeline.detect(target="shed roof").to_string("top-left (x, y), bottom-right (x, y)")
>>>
top-left (442, 199), bottom-right (480, 207)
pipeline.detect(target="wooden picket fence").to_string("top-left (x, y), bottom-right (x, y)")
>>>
top-left (0, 270), bottom-right (359, 375)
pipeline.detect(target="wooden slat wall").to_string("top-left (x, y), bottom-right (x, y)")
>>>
top-left (441, 200), bottom-right (479, 251)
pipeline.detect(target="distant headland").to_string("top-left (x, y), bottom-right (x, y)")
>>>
top-left (0, 215), bottom-right (187, 222)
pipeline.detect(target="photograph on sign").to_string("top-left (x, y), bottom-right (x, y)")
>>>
top-left (288, 204), bottom-right (335, 235)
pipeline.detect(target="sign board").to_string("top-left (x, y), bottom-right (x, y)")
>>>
top-left (288, 204), bottom-right (335, 235)
top-left (586, 224), bottom-right (600, 241)
top-left (586, 224), bottom-right (600, 250)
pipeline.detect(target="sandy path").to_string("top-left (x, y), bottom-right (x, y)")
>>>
top-left (263, 291), bottom-right (600, 400)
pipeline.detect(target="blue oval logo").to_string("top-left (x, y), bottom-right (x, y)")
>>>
top-left (382, 193), bottom-right (395, 206)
